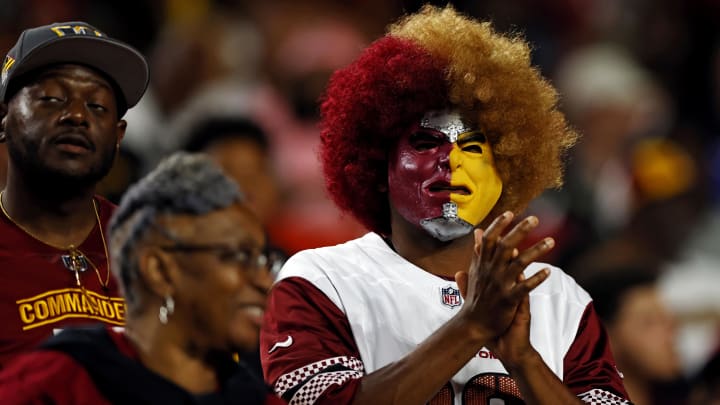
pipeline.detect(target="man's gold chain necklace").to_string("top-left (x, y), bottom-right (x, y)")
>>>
top-left (0, 190), bottom-right (111, 292)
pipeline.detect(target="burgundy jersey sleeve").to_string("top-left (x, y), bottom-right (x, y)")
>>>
top-left (0, 350), bottom-right (110, 404)
top-left (564, 302), bottom-right (631, 403)
top-left (261, 277), bottom-right (363, 404)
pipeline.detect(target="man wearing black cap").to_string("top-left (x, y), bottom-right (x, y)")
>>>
top-left (0, 21), bottom-right (148, 367)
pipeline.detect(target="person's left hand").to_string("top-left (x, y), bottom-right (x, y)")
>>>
top-left (487, 272), bottom-right (543, 372)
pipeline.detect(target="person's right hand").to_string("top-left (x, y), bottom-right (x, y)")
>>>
top-left (455, 211), bottom-right (554, 344)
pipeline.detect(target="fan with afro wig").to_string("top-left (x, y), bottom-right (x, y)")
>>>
top-left (320, 5), bottom-right (577, 236)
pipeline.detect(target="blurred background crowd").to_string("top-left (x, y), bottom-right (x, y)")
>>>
top-left (1, 0), bottom-right (719, 403)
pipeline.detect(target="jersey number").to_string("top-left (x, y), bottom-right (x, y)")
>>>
top-left (428, 373), bottom-right (522, 405)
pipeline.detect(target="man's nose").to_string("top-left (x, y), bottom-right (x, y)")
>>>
top-left (59, 99), bottom-right (89, 127)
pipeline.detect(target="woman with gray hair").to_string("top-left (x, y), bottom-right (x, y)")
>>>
top-left (0, 153), bottom-right (285, 404)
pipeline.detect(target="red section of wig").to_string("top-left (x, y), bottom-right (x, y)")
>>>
top-left (320, 36), bottom-right (448, 235)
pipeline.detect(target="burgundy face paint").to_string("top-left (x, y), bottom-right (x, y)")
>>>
top-left (388, 124), bottom-right (453, 230)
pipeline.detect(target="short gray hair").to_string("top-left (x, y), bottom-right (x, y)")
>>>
top-left (109, 152), bottom-right (243, 307)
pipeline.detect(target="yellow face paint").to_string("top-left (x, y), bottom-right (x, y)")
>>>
top-left (448, 131), bottom-right (502, 226)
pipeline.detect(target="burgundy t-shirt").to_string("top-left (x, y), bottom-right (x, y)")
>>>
top-left (0, 196), bottom-right (124, 368)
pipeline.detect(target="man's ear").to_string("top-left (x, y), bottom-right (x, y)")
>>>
top-left (0, 103), bottom-right (7, 143)
top-left (116, 119), bottom-right (127, 143)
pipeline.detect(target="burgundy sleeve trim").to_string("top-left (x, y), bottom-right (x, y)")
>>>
top-left (564, 303), bottom-right (631, 401)
top-left (262, 277), bottom-right (363, 404)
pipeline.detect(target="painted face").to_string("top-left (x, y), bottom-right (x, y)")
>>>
top-left (388, 109), bottom-right (502, 241)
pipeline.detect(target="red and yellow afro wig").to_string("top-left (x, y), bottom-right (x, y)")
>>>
top-left (320, 5), bottom-right (578, 236)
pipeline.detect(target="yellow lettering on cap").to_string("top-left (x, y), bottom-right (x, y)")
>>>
top-left (50, 25), bottom-right (102, 38)
top-left (50, 25), bottom-right (73, 37)
top-left (2, 56), bottom-right (15, 84)
top-left (2, 56), bottom-right (15, 73)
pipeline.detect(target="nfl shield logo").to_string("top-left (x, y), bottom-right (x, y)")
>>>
top-left (440, 286), bottom-right (462, 308)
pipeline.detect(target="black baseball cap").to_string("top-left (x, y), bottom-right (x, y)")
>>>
top-left (0, 21), bottom-right (149, 114)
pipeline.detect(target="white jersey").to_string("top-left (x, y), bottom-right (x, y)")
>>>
top-left (262, 233), bottom-right (630, 404)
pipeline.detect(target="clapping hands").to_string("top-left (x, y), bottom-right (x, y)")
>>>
top-left (455, 211), bottom-right (554, 369)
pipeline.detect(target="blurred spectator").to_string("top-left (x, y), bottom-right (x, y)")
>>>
top-left (650, 38), bottom-right (720, 381)
top-left (564, 136), bottom-right (704, 275)
top-left (582, 270), bottom-right (689, 405)
top-left (247, 0), bottom-right (372, 254)
top-left (526, 43), bottom-right (691, 269)
top-left (659, 205), bottom-right (720, 379)
top-left (184, 117), bottom-right (281, 230)
top-left (556, 43), bottom-right (673, 232)
top-left (121, 9), bottom-right (264, 174)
